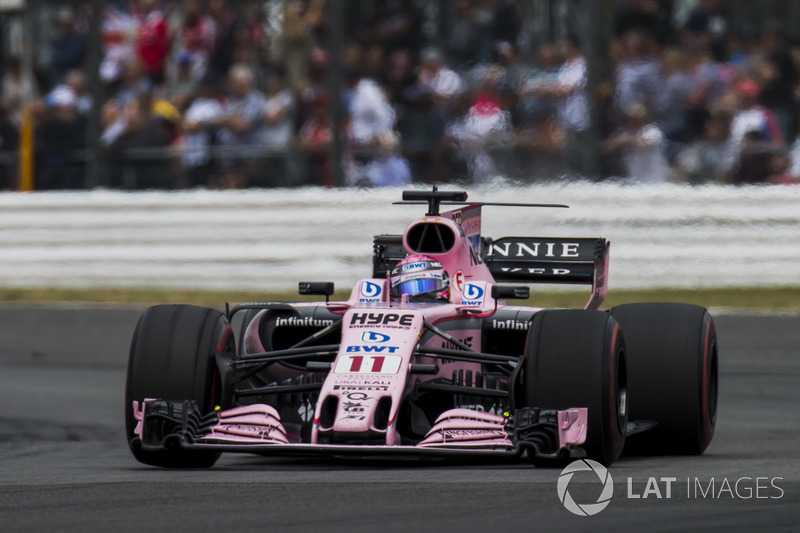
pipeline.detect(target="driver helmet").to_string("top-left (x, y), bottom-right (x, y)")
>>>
top-left (389, 254), bottom-right (450, 303)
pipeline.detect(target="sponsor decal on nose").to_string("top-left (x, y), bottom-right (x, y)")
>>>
top-left (361, 331), bottom-right (391, 343)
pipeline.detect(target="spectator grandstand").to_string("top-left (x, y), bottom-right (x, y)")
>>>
top-left (1, 0), bottom-right (799, 189)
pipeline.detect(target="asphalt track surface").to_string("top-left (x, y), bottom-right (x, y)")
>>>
top-left (0, 305), bottom-right (798, 532)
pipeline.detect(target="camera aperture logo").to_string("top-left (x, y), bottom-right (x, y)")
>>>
top-left (557, 459), bottom-right (614, 516)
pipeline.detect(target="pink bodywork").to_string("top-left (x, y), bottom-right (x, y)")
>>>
top-left (309, 211), bottom-right (502, 445)
top-left (133, 400), bottom-right (586, 450)
top-left (558, 408), bottom-right (589, 447)
top-left (310, 301), bottom-right (500, 445)
top-left (132, 400), bottom-right (147, 439)
top-left (202, 405), bottom-right (290, 444)
top-left (205, 203), bottom-right (599, 453)
top-left (418, 409), bottom-right (513, 448)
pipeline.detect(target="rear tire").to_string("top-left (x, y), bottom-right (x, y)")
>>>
top-left (523, 310), bottom-right (627, 466)
top-left (611, 303), bottom-right (717, 455)
top-left (125, 304), bottom-right (233, 468)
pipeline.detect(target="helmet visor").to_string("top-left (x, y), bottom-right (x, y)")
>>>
top-left (391, 277), bottom-right (446, 300)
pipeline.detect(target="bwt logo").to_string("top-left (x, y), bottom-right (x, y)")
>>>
top-left (346, 345), bottom-right (400, 353)
top-left (460, 283), bottom-right (484, 305)
top-left (360, 281), bottom-right (382, 300)
top-left (557, 459), bottom-right (614, 517)
top-left (463, 284), bottom-right (483, 300)
top-left (361, 331), bottom-right (390, 343)
top-left (401, 262), bottom-right (426, 271)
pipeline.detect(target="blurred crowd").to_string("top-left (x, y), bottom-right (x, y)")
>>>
top-left (2, 0), bottom-right (800, 190)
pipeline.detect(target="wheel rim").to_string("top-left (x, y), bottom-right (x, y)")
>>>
top-left (616, 347), bottom-right (628, 432)
top-left (707, 339), bottom-right (718, 426)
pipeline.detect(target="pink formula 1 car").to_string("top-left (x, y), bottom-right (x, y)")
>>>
top-left (125, 189), bottom-right (718, 468)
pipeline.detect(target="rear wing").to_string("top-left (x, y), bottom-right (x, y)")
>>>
top-left (483, 237), bottom-right (604, 284)
top-left (372, 235), bottom-right (610, 310)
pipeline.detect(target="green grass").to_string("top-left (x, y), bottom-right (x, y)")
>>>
top-left (0, 286), bottom-right (798, 311)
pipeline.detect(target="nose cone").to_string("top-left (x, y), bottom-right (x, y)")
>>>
top-left (312, 309), bottom-right (424, 445)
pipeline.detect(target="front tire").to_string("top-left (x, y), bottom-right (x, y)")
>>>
top-left (523, 310), bottom-right (627, 466)
top-left (125, 304), bottom-right (233, 468)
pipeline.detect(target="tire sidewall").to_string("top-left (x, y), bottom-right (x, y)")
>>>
top-left (603, 318), bottom-right (627, 464)
top-left (698, 312), bottom-right (718, 451)
top-left (523, 310), bottom-right (627, 466)
top-left (611, 303), bottom-right (718, 455)
top-left (125, 305), bottom-right (233, 467)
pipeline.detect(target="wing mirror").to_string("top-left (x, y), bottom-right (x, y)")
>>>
top-left (299, 282), bottom-right (335, 302)
top-left (491, 285), bottom-right (530, 300)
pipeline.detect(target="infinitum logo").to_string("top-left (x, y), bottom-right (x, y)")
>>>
top-left (557, 459), bottom-right (614, 516)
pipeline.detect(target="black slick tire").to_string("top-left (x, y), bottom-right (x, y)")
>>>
top-left (611, 303), bottom-right (718, 455)
top-left (125, 304), bottom-right (233, 468)
top-left (523, 309), bottom-right (627, 466)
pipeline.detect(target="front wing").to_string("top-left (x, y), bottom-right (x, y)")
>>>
top-left (131, 399), bottom-right (589, 462)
